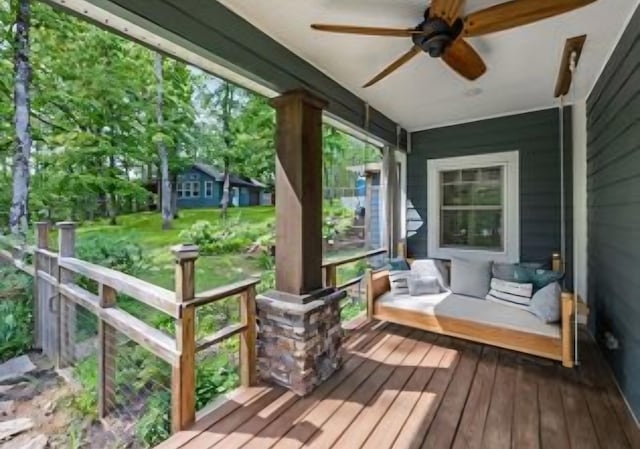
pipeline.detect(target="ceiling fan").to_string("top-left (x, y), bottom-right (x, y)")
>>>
top-left (310, 0), bottom-right (597, 88)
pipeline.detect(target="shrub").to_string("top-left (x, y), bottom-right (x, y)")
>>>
top-left (0, 267), bottom-right (33, 362)
top-left (76, 234), bottom-right (149, 277)
top-left (179, 215), bottom-right (275, 256)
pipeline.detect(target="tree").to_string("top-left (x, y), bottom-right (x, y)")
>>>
top-left (155, 52), bottom-right (172, 230)
top-left (9, 0), bottom-right (31, 238)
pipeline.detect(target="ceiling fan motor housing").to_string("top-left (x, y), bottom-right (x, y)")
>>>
top-left (413, 11), bottom-right (464, 58)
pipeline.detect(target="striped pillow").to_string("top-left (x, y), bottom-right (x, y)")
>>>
top-left (389, 271), bottom-right (410, 295)
top-left (486, 278), bottom-right (534, 310)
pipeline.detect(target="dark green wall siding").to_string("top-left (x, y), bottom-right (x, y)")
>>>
top-left (587, 5), bottom-right (640, 420)
top-left (408, 108), bottom-right (573, 282)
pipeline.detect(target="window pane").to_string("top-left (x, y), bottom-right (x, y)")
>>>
top-left (442, 184), bottom-right (472, 206)
top-left (472, 183), bottom-right (502, 206)
top-left (441, 209), bottom-right (503, 251)
top-left (461, 168), bottom-right (479, 182)
top-left (441, 170), bottom-right (460, 184)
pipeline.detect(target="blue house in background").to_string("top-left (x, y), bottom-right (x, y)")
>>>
top-left (176, 163), bottom-right (270, 209)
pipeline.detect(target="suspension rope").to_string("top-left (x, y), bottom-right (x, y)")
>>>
top-left (568, 50), bottom-right (579, 366)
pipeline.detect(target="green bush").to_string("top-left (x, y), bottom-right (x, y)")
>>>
top-left (0, 267), bottom-right (33, 362)
top-left (179, 215), bottom-right (275, 256)
top-left (76, 234), bottom-right (149, 277)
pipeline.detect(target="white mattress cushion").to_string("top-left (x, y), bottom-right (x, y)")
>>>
top-left (377, 291), bottom-right (560, 339)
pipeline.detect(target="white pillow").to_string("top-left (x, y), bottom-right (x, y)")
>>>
top-left (486, 278), bottom-right (534, 310)
top-left (408, 274), bottom-right (441, 296)
top-left (388, 271), bottom-right (410, 295)
top-left (410, 259), bottom-right (449, 289)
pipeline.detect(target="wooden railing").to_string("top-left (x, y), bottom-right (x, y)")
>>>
top-left (2, 225), bottom-right (388, 434)
top-left (0, 222), bottom-right (259, 434)
top-left (322, 247), bottom-right (387, 291)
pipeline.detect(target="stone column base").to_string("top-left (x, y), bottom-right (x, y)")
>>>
top-left (256, 288), bottom-right (345, 396)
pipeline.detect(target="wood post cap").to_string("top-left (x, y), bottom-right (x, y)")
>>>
top-left (172, 244), bottom-right (199, 261)
top-left (56, 221), bottom-right (77, 229)
top-left (269, 89), bottom-right (328, 110)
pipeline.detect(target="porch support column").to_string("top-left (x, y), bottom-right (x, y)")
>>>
top-left (259, 89), bottom-right (345, 397)
top-left (270, 89), bottom-right (327, 295)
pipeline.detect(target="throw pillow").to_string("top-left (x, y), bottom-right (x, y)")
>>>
top-left (408, 274), bottom-right (441, 296)
top-left (450, 258), bottom-right (492, 298)
top-left (530, 269), bottom-right (565, 291)
top-left (387, 257), bottom-right (411, 271)
top-left (388, 270), bottom-right (410, 295)
top-left (411, 259), bottom-right (449, 289)
top-left (486, 278), bottom-right (534, 310)
top-left (529, 282), bottom-right (562, 323)
top-left (492, 263), bottom-right (533, 283)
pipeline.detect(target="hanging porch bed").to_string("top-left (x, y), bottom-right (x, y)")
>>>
top-left (366, 255), bottom-right (576, 368)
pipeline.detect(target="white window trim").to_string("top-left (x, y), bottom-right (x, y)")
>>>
top-left (178, 181), bottom-right (201, 199)
top-left (427, 150), bottom-right (520, 263)
top-left (204, 180), bottom-right (214, 198)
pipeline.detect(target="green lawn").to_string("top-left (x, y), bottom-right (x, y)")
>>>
top-left (77, 206), bottom-right (274, 291)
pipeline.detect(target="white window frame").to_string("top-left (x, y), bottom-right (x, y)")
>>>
top-left (427, 150), bottom-right (520, 263)
top-left (204, 180), bottom-right (214, 198)
top-left (178, 181), bottom-right (200, 199)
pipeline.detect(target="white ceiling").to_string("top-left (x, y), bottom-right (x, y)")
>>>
top-left (219, 0), bottom-right (639, 131)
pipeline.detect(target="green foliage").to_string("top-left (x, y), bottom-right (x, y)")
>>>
top-left (340, 300), bottom-right (366, 322)
top-left (135, 390), bottom-right (171, 447)
top-left (76, 235), bottom-right (149, 277)
top-left (0, 266), bottom-right (33, 361)
top-left (179, 214), bottom-right (274, 256)
top-left (66, 355), bottom-right (99, 419)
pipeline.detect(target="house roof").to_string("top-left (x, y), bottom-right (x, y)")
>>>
top-left (219, 0), bottom-right (639, 131)
top-left (192, 163), bottom-right (266, 189)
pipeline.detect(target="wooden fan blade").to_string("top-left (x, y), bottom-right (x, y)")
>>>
top-left (442, 38), bottom-right (487, 80)
top-left (555, 35), bottom-right (586, 97)
top-left (363, 46), bottom-right (422, 88)
top-left (311, 24), bottom-right (422, 37)
top-left (463, 0), bottom-right (597, 37)
top-left (430, 0), bottom-right (466, 25)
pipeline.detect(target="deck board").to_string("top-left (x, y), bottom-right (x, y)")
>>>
top-left (160, 326), bottom-right (640, 449)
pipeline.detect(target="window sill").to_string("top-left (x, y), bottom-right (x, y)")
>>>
top-left (430, 246), bottom-right (519, 263)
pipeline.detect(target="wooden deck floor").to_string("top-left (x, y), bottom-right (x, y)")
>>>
top-left (158, 320), bottom-right (640, 449)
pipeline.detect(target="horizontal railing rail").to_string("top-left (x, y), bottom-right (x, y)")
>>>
top-left (322, 247), bottom-right (387, 292)
top-left (59, 257), bottom-right (178, 318)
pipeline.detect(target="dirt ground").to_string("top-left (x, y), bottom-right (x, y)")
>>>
top-left (0, 353), bottom-right (77, 448)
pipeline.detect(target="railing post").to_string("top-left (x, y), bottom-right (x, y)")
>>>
top-left (240, 284), bottom-right (257, 387)
top-left (33, 222), bottom-right (49, 350)
top-left (57, 222), bottom-right (76, 368)
top-left (98, 284), bottom-right (117, 419)
top-left (324, 264), bottom-right (337, 288)
top-left (171, 244), bottom-right (198, 433)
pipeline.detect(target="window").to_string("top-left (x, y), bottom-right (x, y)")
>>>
top-left (427, 151), bottom-right (519, 262)
top-left (204, 181), bottom-right (214, 198)
top-left (177, 181), bottom-right (200, 199)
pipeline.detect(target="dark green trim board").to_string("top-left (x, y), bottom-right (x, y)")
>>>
top-left (587, 4), bottom-right (640, 420)
top-left (407, 108), bottom-right (573, 286)
top-left (60, 0), bottom-right (407, 147)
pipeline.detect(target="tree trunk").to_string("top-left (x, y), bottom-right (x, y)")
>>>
top-left (155, 53), bottom-right (172, 230)
top-left (170, 172), bottom-right (179, 219)
top-left (220, 158), bottom-right (230, 219)
top-left (106, 155), bottom-right (118, 225)
top-left (9, 0), bottom-right (31, 239)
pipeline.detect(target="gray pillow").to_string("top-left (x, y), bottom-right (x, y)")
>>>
top-left (450, 258), bottom-right (492, 298)
top-left (389, 271), bottom-right (410, 295)
top-left (411, 259), bottom-right (449, 289)
top-left (408, 275), bottom-right (441, 296)
top-left (529, 282), bottom-right (562, 323)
